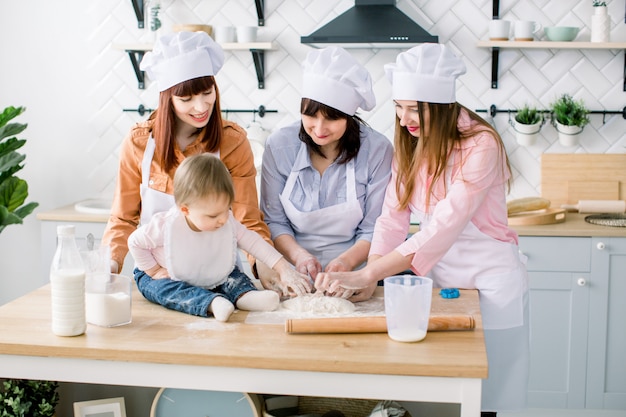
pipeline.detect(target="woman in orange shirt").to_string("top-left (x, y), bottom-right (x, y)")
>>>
top-left (102, 31), bottom-right (310, 297)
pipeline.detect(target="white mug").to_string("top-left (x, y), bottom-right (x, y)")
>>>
top-left (489, 19), bottom-right (511, 41)
top-left (213, 26), bottom-right (236, 43)
top-left (236, 26), bottom-right (258, 43)
top-left (514, 21), bottom-right (542, 41)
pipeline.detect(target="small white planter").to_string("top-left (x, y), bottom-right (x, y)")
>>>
top-left (513, 119), bottom-right (542, 146)
top-left (555, 121), bottom-right (583, 147)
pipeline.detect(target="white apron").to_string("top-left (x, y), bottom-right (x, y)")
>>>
top-left (139, 137), bottom-right (175, 226)
top-left (413, 158), bottom-right (529, 411)
top-left (165, 212), bottom-right (237, 288)
top-left (279, 145), bottom-right (364, 269)
top-left (139, 136), bottom-right (219, 225)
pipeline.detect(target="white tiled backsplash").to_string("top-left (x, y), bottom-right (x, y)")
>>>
top-left (92, 0), bottom-right (625, 200)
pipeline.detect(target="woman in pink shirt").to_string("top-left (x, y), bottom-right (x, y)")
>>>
top-left (315, 44), bottom-right (529, 416)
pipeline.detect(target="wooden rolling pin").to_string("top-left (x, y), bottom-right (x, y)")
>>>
top-left (285, 315), bottom-right (475, 334)
top-left (561, 200), bottom-right (626, 213)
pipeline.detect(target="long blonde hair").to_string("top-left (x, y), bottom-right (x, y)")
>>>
top-left (394, 102), bottom-right (511, 210)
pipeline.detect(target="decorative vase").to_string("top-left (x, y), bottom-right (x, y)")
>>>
top-left (513, 119), bottom-right (542, 146)
top-left (591, 5), bottom-right (610, 43)
top-left (555, 121), bottom-right (583, 147)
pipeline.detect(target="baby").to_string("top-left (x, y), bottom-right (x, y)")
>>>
top-left (128, 153), bottom-right (310, 321)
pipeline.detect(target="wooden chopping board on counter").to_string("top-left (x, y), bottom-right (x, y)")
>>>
top-left (541, 154), bottom-right (625, 209)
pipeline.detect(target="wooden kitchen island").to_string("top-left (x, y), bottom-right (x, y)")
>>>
top-left (0, 286), bottom-right (487, 417)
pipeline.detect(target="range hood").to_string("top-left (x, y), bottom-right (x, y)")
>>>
top-left (301, 0), bottom-right (438, 48)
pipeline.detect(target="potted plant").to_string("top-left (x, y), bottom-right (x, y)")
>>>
top-left (512, 104), bottom-right (542, 146)
top-left (0, 106), bottom-right (38, 234)
top-left (0, 379), bottom-right (59, 417)
top-left (550, 94), bottom-right (589, 147)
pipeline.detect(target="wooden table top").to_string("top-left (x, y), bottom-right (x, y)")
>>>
top-left (0, 285), bottom-right (487, 379)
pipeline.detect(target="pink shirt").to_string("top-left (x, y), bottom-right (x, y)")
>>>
top-left (370, 110), bottom-right (518, 276)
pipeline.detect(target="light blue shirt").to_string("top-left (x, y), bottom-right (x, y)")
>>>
top-left (260, 120), bottom-right (393, 243)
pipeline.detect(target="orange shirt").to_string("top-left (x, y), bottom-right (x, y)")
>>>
top-left (102, 117), bottom-right (270, 270)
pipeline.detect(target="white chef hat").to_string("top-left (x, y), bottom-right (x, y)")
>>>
top-left (301, 46), bottom-right (376, 115)
top-left (140, 31), bottom-right (225, 92)
top-left (384, 43), bottom-right (466, 104)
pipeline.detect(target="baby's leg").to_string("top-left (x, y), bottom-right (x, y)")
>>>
top-left (236, 290), bottom-right (280, 311)
top-left (209, 297), bottom-right (235, 322)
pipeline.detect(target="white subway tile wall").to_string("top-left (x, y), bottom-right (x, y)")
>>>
top-left (91, 0), bottom-right (625, 200)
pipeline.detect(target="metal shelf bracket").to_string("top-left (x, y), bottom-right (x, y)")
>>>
top-left (255, 0), bottom-right (265, 26)
top-left (125, 50), bottom-right (146, 89)
top-left (130, 0), bottom-right (145, 29)
top-left (251, 49), bottom-right (266, 89)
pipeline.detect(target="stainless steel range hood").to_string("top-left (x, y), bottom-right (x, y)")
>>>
top-left (301, 0), bottom-right (438, 48)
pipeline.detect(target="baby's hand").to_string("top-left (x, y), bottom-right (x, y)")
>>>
top-left (278, 267), bottom-right (312, 297)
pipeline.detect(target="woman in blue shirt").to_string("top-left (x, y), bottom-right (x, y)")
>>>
top-left (260, 46), bottom-right (393, 301)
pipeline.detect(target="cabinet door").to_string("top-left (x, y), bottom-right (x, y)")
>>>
top-left (520, 236), bottom-right (591, 409)
top-left (586, 237), bottom-right (626, 410)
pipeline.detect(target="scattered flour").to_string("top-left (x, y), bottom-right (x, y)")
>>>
top-left (281, 294), bottom-right (355, 315)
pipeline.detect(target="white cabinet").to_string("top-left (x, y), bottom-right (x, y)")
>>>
top-left (520, 236), bottom-right (626, 411)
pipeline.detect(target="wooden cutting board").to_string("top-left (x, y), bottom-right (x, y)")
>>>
top-left (508, 208), bottom-right (567, 225)
top-left (541, 154), bottom-right (625, 209)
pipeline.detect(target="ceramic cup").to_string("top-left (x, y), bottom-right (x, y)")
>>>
top-left (85, 274), bottom-right (132, 327)
top-left (384, 275), bottom-right (433, 342)
top-left (236, 26), bottom-right (258, 43)
top-left (489, 19), bottom-right (511, 40)
top-left (514, 21), bottom-right (542, 41)
top-left (213, 25), bottom-right (236, 43)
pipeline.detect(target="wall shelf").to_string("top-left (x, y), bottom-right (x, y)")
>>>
top-left (112, 42), bottom-right (275, 89)
top-left (476, 41), bottom-right (626, 91)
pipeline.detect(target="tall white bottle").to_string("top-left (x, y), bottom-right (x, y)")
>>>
top-left (50, 225), bottom-right (86, 336)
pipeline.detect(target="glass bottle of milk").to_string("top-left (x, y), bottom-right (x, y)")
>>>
top-left (50, 225), bottom-right (86, 336)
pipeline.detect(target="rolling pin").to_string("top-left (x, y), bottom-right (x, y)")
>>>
top-left (561, 200), bottom-right (626, 213)
top-left (285, 315), bottom-right (475, 334)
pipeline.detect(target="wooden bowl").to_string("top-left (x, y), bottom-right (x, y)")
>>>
top-left (172, 24), bottom-right (212, 37)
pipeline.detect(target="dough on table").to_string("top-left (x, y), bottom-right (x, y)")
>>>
top-left (281, 294), bottom-right (355, 315)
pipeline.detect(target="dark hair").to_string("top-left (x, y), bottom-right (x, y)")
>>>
top-left (298, 98), bottom-right (363, 164)
top-left (151, 76), bottom-right (223, 174)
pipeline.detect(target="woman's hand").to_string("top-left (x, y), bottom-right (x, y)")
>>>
top-left (314, 270), bottom-right (370, 294)
top-left (293, 250), bottom-right (322, 280)
top-left (324, 257), bottom-right (350, 273)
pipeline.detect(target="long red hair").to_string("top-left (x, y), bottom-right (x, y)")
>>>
top-left (150, 76), bottom-right (223, 174)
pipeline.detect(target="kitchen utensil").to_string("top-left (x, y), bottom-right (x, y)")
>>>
top-left (541, 154), bottom-right (626, 210)
top-left (507, 197), bottom-right (551, 215)
top-left (561, 200), bottom-right (626, 213)
top-left (508, 208), bottom-right (566, 226)
top-left (236, 26), bottom-right (258, 43)
top-left (85, 274), bottom-right (132, 327)
top-left (584, 214), bottom-right (626, 227)
top-left (489, 20), bottom-right (511, 40)
top-left (384, 275), bottom-right (432, 342)
top-left (544, 26), bottom-right (580, 41)
top-left (285, 314), bottom-right (475, 334)
top-left (172, 24), bottom-right (212, 37)
top-left (514, 21), bottom-right (541, 41)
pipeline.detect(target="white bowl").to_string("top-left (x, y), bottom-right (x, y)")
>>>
top-left (544, 26), bottom-right (579, 42)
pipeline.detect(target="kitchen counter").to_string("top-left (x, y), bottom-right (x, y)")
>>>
top-left (36, 203), bottom-right (109, 223)
top-left (512, 213), bottom-right (626, 238)
top-left (0, 286), bottom-right (487, 417)
top-left (40, 203), bottom-right (625, 238)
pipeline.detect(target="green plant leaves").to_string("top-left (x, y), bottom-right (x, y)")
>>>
top-left (0, 105), bottom-right (38, 234)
